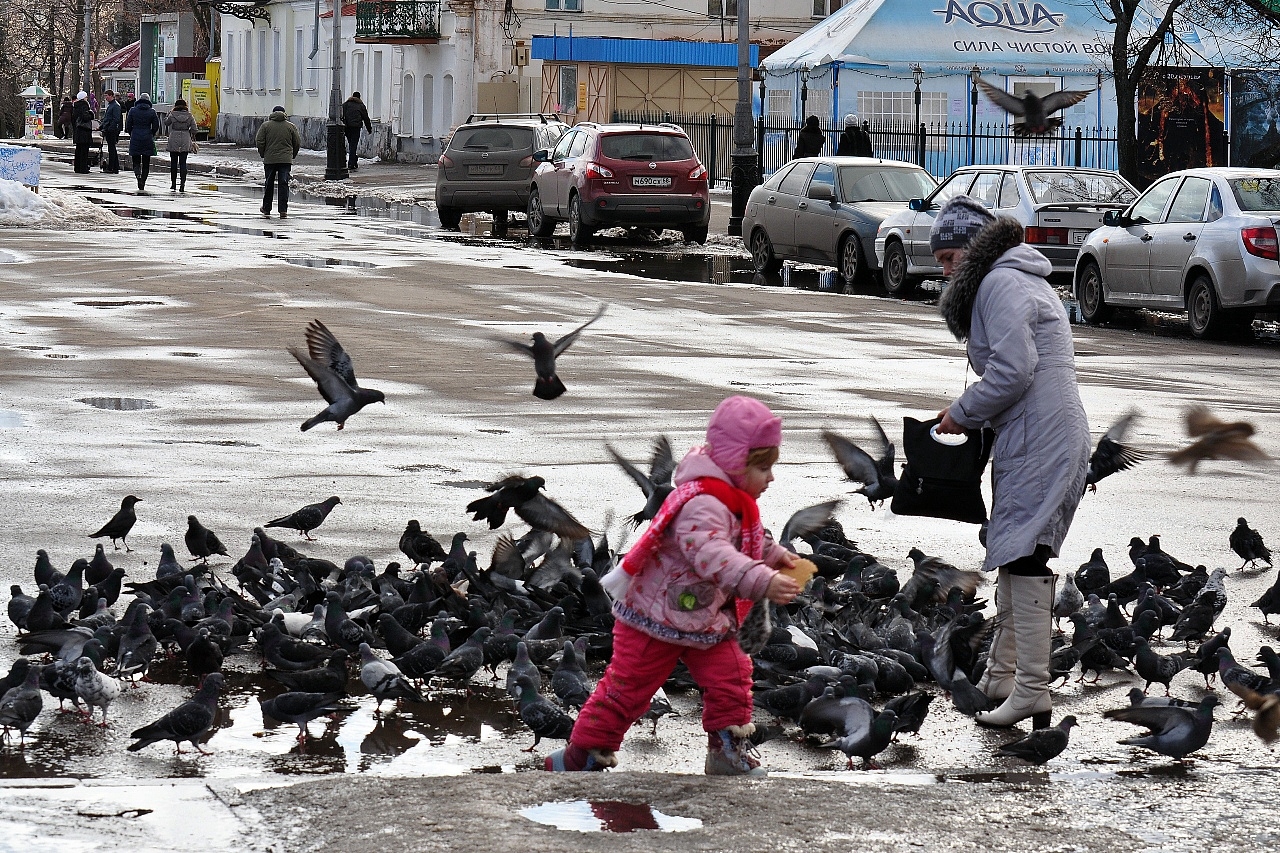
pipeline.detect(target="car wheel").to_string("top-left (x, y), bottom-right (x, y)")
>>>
top-left (749, 228), bottom-right (782, 274)
top-left (1076, 260), bottom-right (1112, 324)
top-left (527, 188), bottom-right (556, 239)
top-left (681, 224), bottom-right (709, 244)
top-left (492, 209), bottom-right (509, 237)
top-left (839, 234), bottom-right (866, 286)
top-left (881, 240), bottom-right (917, 297)
top-left (1186, 274), bottom-right (1228, 339)
top-left (568, 195), bottom-right (595, 244)
top-left (437, 205), bottom-right (462, 229)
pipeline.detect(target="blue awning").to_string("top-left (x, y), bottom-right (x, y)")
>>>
top-left (532, 36), bottom-right (759, 68)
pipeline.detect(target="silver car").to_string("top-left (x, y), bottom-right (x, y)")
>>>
top-left (875, 165), bottom-right (1137, 296)
top-left (1075, 167), bottom-right (1280, 339)
top-left (743, 157), bottom-right (936, 285)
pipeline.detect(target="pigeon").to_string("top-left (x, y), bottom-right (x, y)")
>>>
top-left (465, 475), bottom-right (590, 540)
top-left (0, 665), bottom-right (42, 746)
top-left (1083, 410), bottom-right (1146, 493)
top-left (1217, 647), bottom-right (1272, 709)
top-left (431, 627), bottom-right (491, 689)
top-left (47, 559), bottom-right (86, 616)
top-left (258, 622), bottom-right (330, 671)
top-left (89, 495), bottom-right (142, 551)
top-left (1168, 405), bottom-right (1269, 473)
top-left (829, 708), bottom-right (897, 770)
top-left (127, 673), bottom-right (224, 755)
top-left (1076, 548), bottom-right (1110, 596)
top-left (778, 501), bottom-right (844, 553)
top-left (499, 304), bottom-right (606, 400)
top-left (512, 673), bottom-right (575, 751)
top-left (260, 691), bottom-right (345, 742)
top-left (904, 548), bottom-right (982, 605)
top-left (1104, 694), bottom-right (1218, 762)
top-left (86, 544), bottom-right (115, 586)
top-left (1250, 574), bottom-right (1280, 624)
top-left (392, 618), bottom-right (452, 680)
top-left (821, 420), bottom-right (898, 508)
top-left (289, 319), bottom-right (385, 430)
top-left (550, 640), bottom-right (593, 710)
top-left (949, 668), bottom-right (994, 716)
top-left (0, 659), bottom-right (32, 699)
top-left (505, 641), bottom-right (541, 700)
top-left (997, 715), bottom-right (1077, 764)
top-left (399, 520), bottom-right (448, 565)
top-left (1230, 517), bottom-right (1271, 571)
top-left (115, 606), bottom-right (159, 683)
top-left (267, 651), bottom-right (349, 694)
top-left (1052, 572), bottom-right (1084, 630)
top-left (156, 543), bottom-right (185, 579)
top-left (266, 496), bottom-right (342, 541)
top-left (605, 436), bottom-right (676, 527)
top-left (1133, 637), bottom-right (1186, 696)
top-left (185, 628), bottom-right (225, 686)
top-left (883, 690), bottom-right (934, 740)
top-left (323, 591), bottom-right (370, 653)
top-left (359, 643), bottom-right (425, 714)
top-left (1234, 682), bottom-right (1280, 744)
top-left (184, 515), bottom-right (229, 563)
top-left (976, 78), bottom-right (1092, 135)
top-left (639, 687), bottom-right (676, 736)
top-left (73, 656), bottom-right (121, 726)
top-left (8, 585), bottom-right (36, 631)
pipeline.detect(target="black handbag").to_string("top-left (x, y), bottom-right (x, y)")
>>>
top-left (890, 416), bottom-right (994, 525)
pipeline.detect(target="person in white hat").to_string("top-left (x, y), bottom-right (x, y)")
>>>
top-left (835, 113), bottom-right (874, 157)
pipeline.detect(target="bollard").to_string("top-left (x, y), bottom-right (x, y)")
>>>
top-left (781, 262), bottom-right (792, 287)
top-left (818, 270), bottom-right (838, 292)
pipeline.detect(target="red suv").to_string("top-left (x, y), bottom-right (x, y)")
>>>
top-left (526, 122), bottom-right (711, 244)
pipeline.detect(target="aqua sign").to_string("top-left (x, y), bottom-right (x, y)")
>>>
top-left (934, 1), bottom-right (1067, 34)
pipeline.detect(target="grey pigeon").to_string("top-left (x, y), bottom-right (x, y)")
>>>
top-left (550, 640), bottom-right (592, 710)
top-left (829, 708), bottom-right (897, 770)
top-left (260, 691), bottom-right (345, 742)
top-left (86, 544), bottom-right (114, 586)
top-left (976, 78), bottom-right (1091, 135)
top-left (391, 618), bottom-right (451, 679)
top-left (156, 543), bottom-right (184, 579)
top-left (115, 606), bottom-right (159, 683)
top-left (1053, 572), bottom-right (1084, 630)
top-left (0, 665), bottom-right (43, 747)
top-left (127, 672), bottom-right (224, 755)
top-left (1134, 637), bottom-right (1186, 696)
top-left (605, 435), bottom-right (676, 527)
top-left (513, 672), bottom-right (575, 750)
top-left (185, 627), bottom-right (225, 686)
top-left (949, 668), bottom-right (994, 716)
top-left (266, 496), bottom-right (342, 541)
top-left (1250, 573), bottom-right (1280, 624)
top-left (8, 585), bottom-right (36, 631)
top-left (431, 626), bottom-right (491, 689)
top-left (73, 656), bottom-right (121, 726)
top-left (500, 304), bottom-right (606, 400)
top-left (1231, 517), bottom-right (1271, 571)
top-left (639, 687), bottom-right (676, 736)
top-left (184, 515), bottom-right (229, 563)
top-left (822, 419), bottom-right (897, 508)
top-left (1104, 694), bottom-right (1218, 761)
top-left (505, 640), bottom-right (540, 700)
top-left (89, 495), bottom-right (141, 551)
top-left (289, 319), bottom-right (385, 431)
top-left (1084, 409), bottom-right (1146, 493)
top-left (359, 643), bottom-right (424, 714)
top-left (48, 559), bottom-right (86, 615)
top-left (997, 715), bottom-right (1077, 764)
top-left (267, 650), bottom-right (349, 694)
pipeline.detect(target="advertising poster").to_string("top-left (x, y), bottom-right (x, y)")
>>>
top-left (1230, 70), bottom-right (1280, 168)
top-left (1135, 66), bottom-right (1225, 187)
top-left (25, 100), bottom-right (46, 138)
top-left (183, 79), bottom-right (214, 131)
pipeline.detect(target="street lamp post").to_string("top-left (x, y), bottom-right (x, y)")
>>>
top-left (727, 0), bottom-right (758, 237)
top-left (912, 63), bottom-right (923, 166)
top-left (324, 0), bottom-right (349, 181)
top-left (969, 65), bottom-right (981, 166)
top-left (799, 63), bottom-right (810, 121)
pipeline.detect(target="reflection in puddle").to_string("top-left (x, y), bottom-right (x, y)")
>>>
top-left (74, 300), bottom-right (166, 308)
top-left (567, 253), bottom-right (756, 286)
top-left (0, 411), bottom-right (24, 428)
top-left (264, 255), bottom-right (377, 269)
top-left (78, 397), bottom-right (159, 411)
top-left (43, 353), bottom-right (75, 358)
top-left (521, 800), bottom-right (702, 833)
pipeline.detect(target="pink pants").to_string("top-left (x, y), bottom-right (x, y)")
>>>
top-left (569, 620), bottom-right (754, 752)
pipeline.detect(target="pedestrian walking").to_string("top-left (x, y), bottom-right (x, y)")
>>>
top-left (341, 92), bottom-right (372, 171)
top-left (931, 195), bottom-right (1091, 729)
top-left (546, 396), bottom-right (802, 775)
top-left (835, 113), bottom-right (874, 157)
top-left (792, 115), bottom-right (825, 159)
top-left (72, 91), bottom-right (95, 174)
top-left (165, 98), bottom-right (198, 193)
top-left (99, 90), bottom-right (122, 173)
top-left (122, 92), bottom-right (136, 115)
top-left (255, 105), bottom-right (301, 218)
top-left (57, 95), bottom-right (74, 139)
top-left (125, 93), bottom-right (161, 194)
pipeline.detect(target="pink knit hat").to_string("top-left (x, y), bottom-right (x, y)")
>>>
top-left (705, 395), bottom-right (782, 474)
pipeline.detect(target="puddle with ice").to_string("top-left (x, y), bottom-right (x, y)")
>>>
top-left (77, 397), bottom-right (160, 411)
top-left (520, 800), bottom-right (702, 833)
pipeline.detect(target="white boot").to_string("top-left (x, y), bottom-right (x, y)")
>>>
top-left (975, 569), bottom-right (1015, 701)
top-left (976, 574), bottom-right (1054, 729)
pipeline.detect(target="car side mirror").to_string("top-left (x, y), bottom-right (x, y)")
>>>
top-left (908, 198), bottom-right (925, 211)
top-left (532, 149), bottom-right (550, 163)
top-left (808, 183), bottom-right (835, 203)
top-left (1102, 209), bottom-right (1121, 227)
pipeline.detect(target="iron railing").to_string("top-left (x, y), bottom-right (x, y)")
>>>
top-left (355, 0), bottom-right (440, 40)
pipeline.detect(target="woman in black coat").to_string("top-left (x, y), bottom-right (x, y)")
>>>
top-left (125, 94), bottom-right (162, 194)
top-left (792, 115), bottom-right (826, 159)
top-left (72, 93), bottom-right (95, 173)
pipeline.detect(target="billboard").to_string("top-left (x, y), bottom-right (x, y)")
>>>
top-left (1135, 66), bottom-right (1225, 187)
top-left (1230, 70), bottom-right (1280, 168)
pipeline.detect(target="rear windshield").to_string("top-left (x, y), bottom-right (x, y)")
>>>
top-left (600, 133), bottom-right (695, 162)
top-left (1230, 177), bottom-right (1280, 212)
top-left (450, 126), bottom-right (535, 152)
top-left (1024, 171), bottom-right (1135, 205)
top-left (839, 166), bottom-right (936, 202)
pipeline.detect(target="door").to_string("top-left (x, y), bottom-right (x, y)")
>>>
top-left (556, 129), bottom-right (590, 213)
top-left (1007, 77), bottom-right (1063, 166)
top-left (907, 171), bottom-right (977, 265)
top-left (794, 163), bottom-right (841, 262)
top-left (761, 162), bottom-right (815, 256)
top-left (543, 129), bottom-right (578, 215)
top-left (586, 65), bottom-right (609, 122)
top-left (1104, 176), bottom-right (1179, 299)
top-left (1147, 176), bottom-right (1211, 303)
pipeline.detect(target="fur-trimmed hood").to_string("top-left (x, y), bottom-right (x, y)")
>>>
top-left (938, 217), bottom-right (1050, 341)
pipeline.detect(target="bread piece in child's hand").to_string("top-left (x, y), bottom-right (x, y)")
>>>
top-left (778, 558), bottom-right (817, 586)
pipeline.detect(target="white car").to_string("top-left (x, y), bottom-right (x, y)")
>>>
top-left (874, 165), bottom-right (1137, 296)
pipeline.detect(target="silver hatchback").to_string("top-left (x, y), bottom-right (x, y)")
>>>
top-left (1075, 167), bottom-right (1280, 338)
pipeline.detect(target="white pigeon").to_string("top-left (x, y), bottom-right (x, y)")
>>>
top-left (73, 656), bottom-right (121, 727)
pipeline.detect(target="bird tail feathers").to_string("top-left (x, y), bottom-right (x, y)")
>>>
top-left (533, 375), bottom-right (567, 400)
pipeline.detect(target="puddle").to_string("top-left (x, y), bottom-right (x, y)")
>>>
top-left (0, 249), bottom-right (26, 264)
top-left (171, 352), bottom-right (202, 357)
top-left (151, 439), bottom-right (260, 447)
top-left (520, 800), bottom-right (702, 833)
top-left (15, 345), bottom-right (50, 351)
top-left (264, 255), bottom-right (376, 269)
top-left (73, 300), bottom-right (166, 308)
top-left (567, 253), bottom-right (757, 286)
top-left (77, 397), bottom-right (159, 411)
top-left (0, 411), bottom-right (25, 428)
top-left (43, 353), bottom-right (75, 358)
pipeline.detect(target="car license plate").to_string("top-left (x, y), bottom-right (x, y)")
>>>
top-left (468, 164), bottom-right (504, 176)
top-left (1070, 229), bottom-right (1088, 245)
top-left (632, 176), bottom-right (671, 187)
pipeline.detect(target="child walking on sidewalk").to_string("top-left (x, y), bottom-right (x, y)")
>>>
top-left (547, 396), bottom-right (801, 775)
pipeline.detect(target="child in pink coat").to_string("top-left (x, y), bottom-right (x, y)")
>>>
top-left (547, 395), bottom-right (801, 775)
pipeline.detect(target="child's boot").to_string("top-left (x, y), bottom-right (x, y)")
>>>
top-left (544, 743), bottom-right (616, 771)
top-left (705, 725), bottom-right (767, 776)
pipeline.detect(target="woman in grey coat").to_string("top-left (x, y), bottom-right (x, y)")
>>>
top-left (932, 195), bottom-right (1090, 729)
top-left (165, 98), bottom-right (198, 193)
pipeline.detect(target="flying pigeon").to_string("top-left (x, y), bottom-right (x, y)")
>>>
top-left (1168, 405), bottom-right (1269, 474)
top-left (976, 79), bottom-right (1092, 135)
top-left (465, 475), bottom-right (590, 540)
top-left (997, 715), bottom-right (1077, 764)
top-left (127, 673), bottom-right (224, 755)
top-left (266, 496), bottom-right (342, 540)
top-left (1104, 694), bottom-right (1217, 762)
top-left (1230, 517), bottom-right (1271, 571)
top-left (822, 419), bottom-right (898, 508)
top-left (605, 435), bottom-right (676, 527)
top-left (1084, 409), bottom-right (1146, 493)
top-left (88, 495), bottom-right (141, 552)
top-left (499, 304), bottom-right (606, 400)
top-left (260, 691), bottom-right (345, 743)
top-left (288, 319), bottom-right (385, 431)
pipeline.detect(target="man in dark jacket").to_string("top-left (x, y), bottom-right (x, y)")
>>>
top-left (255, 106), bottom-right (302, 218)
top-left (57, 96), bottom-right (73, 139)
top-left (792, 115), bottom-right (825, 159)
top-left (72, 91), bottom-right (95, 174)
top-left (341, 92), bottom-right (373, 170)
top-left (99, 90), bottom-right (122, 173)
top-left (835, 114), bottom-right (874, 157)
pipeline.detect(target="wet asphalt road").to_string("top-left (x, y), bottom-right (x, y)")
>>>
top-left (0, 155), bottom-right (1278, 851)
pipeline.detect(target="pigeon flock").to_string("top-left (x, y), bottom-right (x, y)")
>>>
top-left (2, 317), bottom-right (1277, 777)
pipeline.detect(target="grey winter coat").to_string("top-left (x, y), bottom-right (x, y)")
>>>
top-left (165, 107), bottom-right (198, 153)
top-left (939, 217), bottom-right (1090, 571)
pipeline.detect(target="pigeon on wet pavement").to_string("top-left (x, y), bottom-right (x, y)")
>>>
top-left (86, 545), bottom-right (114, 586)
top-left (822, 419), bottom-right (898, 509)
top-left (267, 650), bottom-right (349, 694)
top-left (359, 643), bottom-right (425, 714)
top-left (127, 672), bottom-right (224, 755)
top-left (260, 691), bottom-right (346, 742)
top-left (505, 640), bottom-right (540, 700)
top-left (1251, 574), bottom-right (1280, 624)
top-left (997, 715), bottom-right (1077, 764)
top-left (976, 78), bottom-right (1092, 134)
top-left (0, 665), bottom-right (43, 747)
top-left (184, 515), bottom-right (229, 564)
top-left (266, 496), bottom-right (342, 541)
top-left (431, 626), bottom-right (491, 689)
top-left (551, 639), bottom-right (592, 710)
top-left (513, 672), bottom-right (575, 750)
top-left (1104, 694), bottom-right (1218, 762)
top-left (1231, 517), bottom-right (1271, 571)
top-left (392, 618), bottom-right (452, 680)
top-left (399, 519), bottom-right (449, 565)
top-left (1217, 647), bottom-right (1273, 711)
top-left (1168, 405), bottom-right (1269, 473)
top-left (499, 304), bottom-right (606, 400)
top-left (639, 687), bottom-right (676, 736)
top-left (258, 622), bottom-right (331, 671)
top-left (89, 495), bottom-right (141, 552)
top-left (465, 475), bottom-right (590, 540)
top-left (1133, 637), bottom-right (1186, 696)
top-left (1083, 410), bottom-right (1146, 494)
top-left (73, 656), bottom-right (121, 726)
top-left (0, 659), bottom-right (31, 698)
top-left (830, 708), bottom-right (897, 770)
top-left (605, 435), bottom-right (676, 527)
top-left (289, 319), bottom-right (385, 431)
top-left (185, 627), bottom-right (225, 686)
top-left (114, 606), bottom-right (159, 683)
top-left (156, 543), bottom-right (185, 579)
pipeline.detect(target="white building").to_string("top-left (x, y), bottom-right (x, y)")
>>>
top-left (216, 0), bottom-right (822, 161)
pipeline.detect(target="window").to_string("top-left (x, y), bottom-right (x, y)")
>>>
top-left (929, 172), bottom-right (977, 205)
top-left (546, 0), bottom-right (583, 9)
top-left (307, 27), bottom-right (319, 89)
top-left (809, 163), bottom-right (836, 197)
top-left (257, 29), bottom-right (267, 90)
top-left (272, 29), bottom-right (281, 90)
top-left (1130, 177), bottom-right (1178, 224)
top-left (1166, 177), bottom-right (1211, 223)
top-left (568, 131), bottom-right (589, 158)
top-left (778, 162), bottom-right (816, 196)
top-left (552, 130), bottom-right (576, 160)
top-left (442, 75), bottom-right (454, 129)
top-left (813, 0), bottom-right (843, 18)
top-left (763, 163), bottom-right (795, 189)
top-left (1207, 185), bottom-right (1223, 221)
top-left (708, 0), bottom-right (738, 15)
top-left (422, 74), bottom-right (434, 135)
top-left (968, 172), bottom-right (1003, 208)
top-left (224, 34), bottom-right (234, 89)
top-left (803, 88), bottom-right (831, 124)
top-left (401, 75), bottom-right (415, 136)
top-left (558, 66), bottom-right (577, 114)
top-left (599, 132), bottom-right (695, 162)
top-left (1230, 177), bottom-right (1280, 212)
top-left (241, 32), bottom-right (252, 89)
top-left (997, 173), bottom-right (1022, 208)
top-left (766, 89), bottom-right (792, 120)
top-left (293, 29), bottom-right (303, 90)
top-left (857, 90), bottom-right (948, 126)
top-left (353, 52), bottom-right (366, 101)
top-left (371, 50), bottom-right (384, 119)
top-left (453, 126), bottom-right (534, 151)
top-left (839, 165), bottom-right (935, 202)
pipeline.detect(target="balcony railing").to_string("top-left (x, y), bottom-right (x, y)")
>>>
top-left (355, 0), bottom-right (441, 42)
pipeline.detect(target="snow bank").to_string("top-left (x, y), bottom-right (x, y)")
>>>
top-left (0, 180), bottom-right (128, 228)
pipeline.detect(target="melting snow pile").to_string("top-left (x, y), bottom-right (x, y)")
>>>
top-left (0, 180), bottom-right (126, 228)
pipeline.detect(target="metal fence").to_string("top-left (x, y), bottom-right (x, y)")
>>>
top-left (612, 110), bottom-right (1120, 187)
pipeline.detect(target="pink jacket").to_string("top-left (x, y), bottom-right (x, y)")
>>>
top-left (613, 446), bottom-right (787, 647)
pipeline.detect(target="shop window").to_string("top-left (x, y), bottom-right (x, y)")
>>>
top-left (708, 0), bottom-right (738, 15)
top-left (812, 0), bottom-right (843, 18)
top-left (857, 89), bottom-right (949, 149)
top-left (546, 0), bottom-right (583, 10)
top-left (558, 66), bottom-right (578, 114)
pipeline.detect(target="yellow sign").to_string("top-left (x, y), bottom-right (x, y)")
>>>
top-left (577, 81), bottom-right (587, 112)
top-left (182, 79), bottom-right (214, 131)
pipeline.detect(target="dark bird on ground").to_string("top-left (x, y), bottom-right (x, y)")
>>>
top-left (505, 641), bottom-right (540, 700)
top-left (1250, 574), bottom-right (1280, 624)
top-left (976, 78), bottom-right (1092, 135)
top-left (0, 666), bottom-right (42, 747)
top-left (1231, 517), bottom-right (1271, 571)
top-left (1134, 637), bottom-right (1186, 696)
top-left (127, 673), bottom-right (224, 755)
top-left (1084, 409), bottom-right (1146, 493)
top-left (465, 475), bottom-right (590, 540)
top-left (883, 691), bottom-right (934, 740)
top-left (266, 496), bottom-right (342, 541)
top-left (1169, 590), bottom-right (1219, 645)
top-left (431, 626), bottom-right (491, 688)
top-left (500, 304), bottom-right (606, 400)
top-left (267, 651), bottom-right (349, 694)
top-left (47, 559), bottom-right (86, 616)
top-left (289, 319), bottom-right (385, 431)
top-left (829, 708), bottom-right (897, 770)
top-left (551, 640), bottom-right (593, 710)
top-left (1076, 548), bottom-right (1110, 596)
top-left (358, 643), bottom-right (425, 714)
top-left (822, 420), bottom-right (897, 508)
top-left (260, 691), bottom-right (345, 743)
top-left (640, 688), bottom-right (676, 736)
top-left (185, 628), bottom-right (225, 686)
top-left (8, 585), bottom-right (35, 631)
top-left (86, 545), bottom-right (114, 586)
top-left (399, 520), bottom-right (448, 565)
top-left (1168, 405), bottom-right (1269, 474)
top-left (1217, 647), bottom-right (1272, 710)
top-left (115, 606), bottom-right (159, 683)
top-left (513, 673), bottom-right (575, 751)
top-left (0, 659), bottom-right (31, 699)
top-left (1104, 695), bottom-right (1218, 762)
top-left (392, 619), bottom-right (452, 680)
top-left (904, 547), bottom-right (982, 605)
top-left (184, 516), bottom-right (228, 563)
top-left (89, 495), bottom-right (141, 552)
top-left (605, 435), bottom-right (676, 527)
top-left (1189, 627), bottom-right (1231, 687)
top-left (258, 622), bottom-right (330, 671)
top-left (997, 715), bottom-right (1077, 764)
